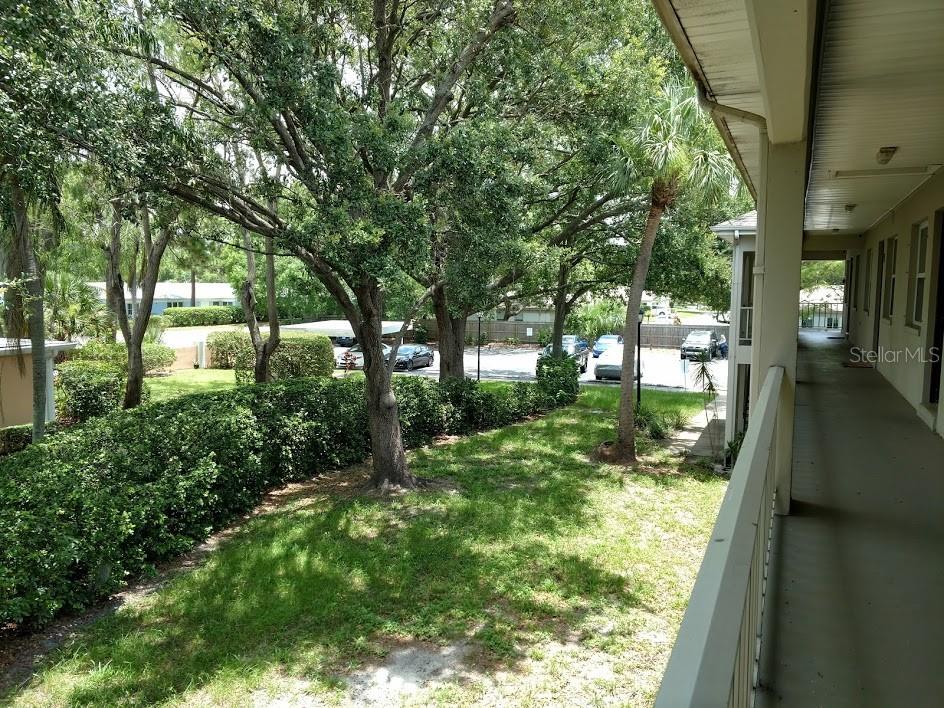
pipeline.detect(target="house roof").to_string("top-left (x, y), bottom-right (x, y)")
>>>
top-left (710, 211), bottom-right (757, 235)
top-left (0, 338), bottom-right (77, 357)
top-left (88, 282), bottom-right (236, 301)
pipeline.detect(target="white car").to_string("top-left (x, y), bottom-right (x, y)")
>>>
top-left (594, 344), bottom-right (643, 381)
top-left (336, 343), bottom-right (391, 369)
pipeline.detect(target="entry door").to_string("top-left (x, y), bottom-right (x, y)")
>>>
top-left (873, 241), bottom-right (885, 353)
top-left (930, 223), bottom-right (944, 404)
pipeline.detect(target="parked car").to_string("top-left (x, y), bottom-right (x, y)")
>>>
top-left (537, 335), bottom-right (590, 373)
top-left (592, 333), bottom-right (623, 358)
top-left (680, 330), bottom-right (718, 360)
top-left (336, 343), bottom-right (391, 369)
top-left (393, 344), bottom-right (434, 370)
top-left (594, 344), bottom-right (643, 381)
top-left (330, 335), bottom-right (356, 347)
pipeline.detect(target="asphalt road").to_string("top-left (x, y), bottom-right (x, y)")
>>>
top-left (336, 344), bottom-right (728, 393)
top-left (155, 326), bottom-right (727, 392)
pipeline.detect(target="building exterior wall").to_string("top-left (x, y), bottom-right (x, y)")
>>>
top-left (847, 168), bottom-right (944, 438)
top-left (0, 356), bottom-right (37, 427)
top-left (725, 233), bottom-right (756, 445)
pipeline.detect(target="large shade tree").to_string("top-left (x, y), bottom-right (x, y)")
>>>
top-left (610, 80), bottom-right (738, 463)
top-left (0, 0), bottom-right (134, 439)
top-left (111, 0), bottom-right (545, 488)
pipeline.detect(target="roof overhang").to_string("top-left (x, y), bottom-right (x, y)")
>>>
top-left (650, 0), bottom-right (816, 201)
top-left (653, 0), bottom-right (944, 238)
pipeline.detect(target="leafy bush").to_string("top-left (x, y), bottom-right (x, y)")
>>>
top-left (566, 299), bottom-right (625, 342)
top-left (413, 322), bottom-right (429, 344)
top-left (0, 425), bottom-right (33, 457)
top-left (391, 377), bottom-right (450, 447)
top-left (536, 356), bottom-right (579, 406)
top-left (56, 361), bottom-right (125, 422)
top-left (537, 328), bottom-right (552, 346)
top-left (231, 333), bottom-right (335, 384)
top-left (160, 306), bottom-right (243, 327)
top-left (144, 314), bottom-right (167, 343)
top-left (464, 331), bottom-right (489, 346)
top-left (71, 341), bottom-right (176, 375)
top-left (0, 372), bottom-right (578, 629)
top-left (206, 330), bottom-right (245, 368)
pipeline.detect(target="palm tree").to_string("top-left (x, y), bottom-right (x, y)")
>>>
top-left (45, 271), bottom-right (110, 341)
top-left (610, 81), bottom-right (737, 463)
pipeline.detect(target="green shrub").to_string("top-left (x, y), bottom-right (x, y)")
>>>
top-left (464, 331), bottom-right (489, 346)
top-left (537, 328), bottom-right (552, 346)
top-left (232, 333), bottom-right (334, 384)
top-left (536, 356), bottom-right (579, 406)
top-left (141, 343), bottom-right (176, 373)
top-left (392, 377), bottom-right (449, 447)
top-left (161, 306), bottom-right (242, 327)
top-left (0, 371), bottom-right (577, 630)
top-left (144, 314), bottom-right (167, 343)
top-left (413, 322), bottom-right (429, 344)
top-left (56, 361), bottom-right (125, 422)
top-left (206, 330), bottom-right (245, 369)
top-left (71, 341), bottom-right (176, 375)
top-left (0, 425), bottom-right (33, 457)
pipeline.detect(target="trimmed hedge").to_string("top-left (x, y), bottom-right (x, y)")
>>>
top-left (232, 334), bottom-right (334, 384)
top-left (56, 361), bottom-right (152, 422)
top-left (161, 306), bottom-right (243, 327)
top-left (0, 369), bottom-right (577, 629)
top-left (71, 341), bottom-right (176, 375)
top-left (0, 424), bottom-right (33, 457)
top-left (56, 361), bottom-right (126, 422)
top-left (206, 330), bottom-right (245, 368)
top-left (536, 356), bottom-right (580, 406)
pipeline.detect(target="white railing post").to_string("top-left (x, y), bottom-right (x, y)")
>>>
top-left (655, 366), bottom-right (785, 708)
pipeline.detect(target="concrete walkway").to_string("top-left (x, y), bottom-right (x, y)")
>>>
top-left (757, 331), bottom-right (944, 707)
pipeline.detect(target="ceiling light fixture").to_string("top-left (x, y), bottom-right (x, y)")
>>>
top-left (830, 165), bottom-right (938, 179)
top-left (876, 146), bottom-right (898, 165)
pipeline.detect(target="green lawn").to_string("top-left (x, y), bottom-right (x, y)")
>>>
top-left (147, 369), bottom-right (237, 402)
top-left (8, 387), bottom-right (723, 707)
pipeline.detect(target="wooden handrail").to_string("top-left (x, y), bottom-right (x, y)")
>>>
top-left (656, 365), bottom-right (785, 708)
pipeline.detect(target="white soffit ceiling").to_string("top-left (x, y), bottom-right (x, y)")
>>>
top-left (654, 0), bottom-right (764, 195)
top-left (805, 0), bottom-right (944, 235)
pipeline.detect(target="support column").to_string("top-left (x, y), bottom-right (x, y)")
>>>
top-left (751, 135), bottom-right (805, 515)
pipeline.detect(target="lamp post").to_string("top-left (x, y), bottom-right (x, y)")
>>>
top-left (477, 316), bottom-right (482, 381)
top-left (637, 311), bottom-right (643, 406)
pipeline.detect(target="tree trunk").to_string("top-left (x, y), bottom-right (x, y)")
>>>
top-left (614, 200), bottom-right (666, 463)
top-left (357, 286), bottom-right (414, 489)
top-left (432, 286), bottom-right (466, 381)
top-left (190, 268), bottom-right (197, 307)
top-left (109, 198), bottom-right (172, 409)
top-left (12, 186), bottom-right (46, 441)
top-left (550, 262), bottom-right (569, 357)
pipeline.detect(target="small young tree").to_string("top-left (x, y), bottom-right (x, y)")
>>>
top-left (610, 81), bottom-right (737, 464)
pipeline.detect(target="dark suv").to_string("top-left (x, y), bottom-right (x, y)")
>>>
top-left (680, 330), bottom-right (718, 360)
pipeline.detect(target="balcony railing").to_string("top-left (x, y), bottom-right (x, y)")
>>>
top-left (738, 306), bottom-right (753, 345)
top-left (656, 366), bottom-right (785, 708)
top-left (799, 301), bottom-right (843, 329)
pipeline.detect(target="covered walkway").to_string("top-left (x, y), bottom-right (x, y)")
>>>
top-left (758, 331), bottom-right (944, 706)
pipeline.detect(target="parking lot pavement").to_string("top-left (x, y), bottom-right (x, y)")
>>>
top-left (334, 344), bottom-right (728, 393)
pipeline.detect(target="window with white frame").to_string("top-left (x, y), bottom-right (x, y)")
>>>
top-left (883, 237), bottom-right (897, 319)
top-left (907, 221), bottom-right (930, 326)
top-left (166, 301), bottom-right (184, 308)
